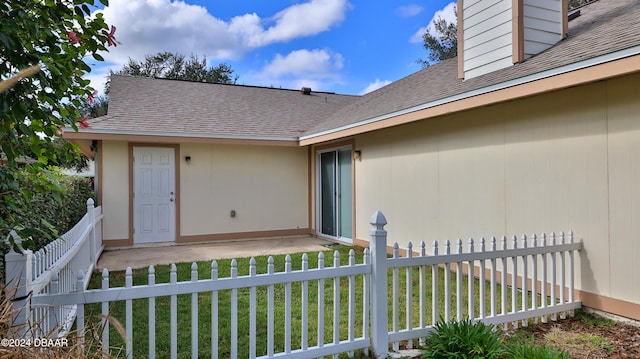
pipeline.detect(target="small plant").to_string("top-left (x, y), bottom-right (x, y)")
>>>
top-left (505, 336), bottom-right (569, 359)
top-left (544, 327), bottom-right (615, 357)
top-left (575, 310), bottom-right (616, 327)
top-left (422, 318), bottom-right (505, 358)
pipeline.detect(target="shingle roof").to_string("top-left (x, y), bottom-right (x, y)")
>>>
top-left (303, 0), bottom-right (640, 136)
top-left (82, 0), bottom-right (639, 143)
top-left (88, 75), bottom-right (359, 139)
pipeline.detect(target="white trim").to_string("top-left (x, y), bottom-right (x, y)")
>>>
top-left (65, 128), bottom-right (298, 142)
top-left (300, 45), bottom-right (640, 141)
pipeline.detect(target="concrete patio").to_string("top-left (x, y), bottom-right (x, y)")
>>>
top-left (96, 235), bottom-right (339, 271)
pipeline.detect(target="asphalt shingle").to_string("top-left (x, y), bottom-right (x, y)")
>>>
top-left (304, 0), bottom-right (640, 136)
top-left (90, 76), bottom-right (359, 139)
top-left (85, 0), bottom-right (639, 141)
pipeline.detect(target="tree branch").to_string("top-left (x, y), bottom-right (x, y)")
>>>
top-left (0, 64), bottom-right (42, 93)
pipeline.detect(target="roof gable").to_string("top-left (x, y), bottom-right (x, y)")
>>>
top-left (302, 0), bottom-right (640, 140)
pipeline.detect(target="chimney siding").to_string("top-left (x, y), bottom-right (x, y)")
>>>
top-left (523, 0), bottom-right (564, 58)
top-left (461, 0), bottom-right (514, 79)
top-left (459, 0), bottom-right (565, 80)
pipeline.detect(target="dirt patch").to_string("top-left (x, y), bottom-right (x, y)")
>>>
top-left (512, 314), bottom-right (640, 358)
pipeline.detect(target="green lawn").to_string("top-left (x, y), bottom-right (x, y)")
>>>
top-left (85, 245), bottom-right (521, 358)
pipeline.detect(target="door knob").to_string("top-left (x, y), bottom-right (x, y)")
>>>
top-left (170, 198), bottom-right (174, 202)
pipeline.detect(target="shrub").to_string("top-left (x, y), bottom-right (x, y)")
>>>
top-left (0, 168), bottom-right (94, 283)
top-left (0, 168), bottom-right (94, 247)
top-left (423, 318), bottom-right (506, 359)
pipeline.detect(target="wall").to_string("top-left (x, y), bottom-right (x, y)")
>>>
top-left (99, 141), bottom-right (309, 244)
top-left (179, 143), bottom-right (309, 237)
top-left (100, 141), bottom-right (130, 242)
top-left (354, 73), bottom-right (640, 314)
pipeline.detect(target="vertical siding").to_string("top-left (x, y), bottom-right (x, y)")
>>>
top-left (606, 75), bottom-right (640, 302)
top-left (101, 141), bottom-right (130, 241)
top-left (503, 85), bottom-right (609, 296)
top-left (462, 0), bottom-right (513, 79)
top-left (355, 73), bottom-right (640, 305)
top-left (179, 144), bottom-right (308, 236)
top-left (523, 0), bottom-right (563, 58)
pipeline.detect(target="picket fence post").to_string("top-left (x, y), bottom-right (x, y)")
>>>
top-left (4, 231), bottom-right (33, 337)
top-left (87, 198), bottom-right (96, 269)
top-left (369, 211), bottom-right (388, 359)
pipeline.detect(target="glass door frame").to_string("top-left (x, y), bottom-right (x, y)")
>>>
top-left (315, 145), bottom-right (353, 243)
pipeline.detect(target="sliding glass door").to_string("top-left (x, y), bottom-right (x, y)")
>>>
top-left (318, 148), bottom-right (352, 242)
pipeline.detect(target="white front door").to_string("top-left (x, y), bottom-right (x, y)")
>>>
top-left (133, 147), bottom-right (176, 244)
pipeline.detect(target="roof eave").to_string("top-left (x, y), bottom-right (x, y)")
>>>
top-left (63, 129), bottom-right (300, 147)
top-left (300, 45), bottom-right (640, 146)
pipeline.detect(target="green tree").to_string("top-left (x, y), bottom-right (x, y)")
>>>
top-left (418, 12), bottom-right (458, 68)
top-left (80, 94), bottom-right (109, 118)
top-left (116, 52), bottom-right (238, 84)
top-left (0, 0), bottom-right (115, 247)
top-left (418, 1), bottom-right (588, 67)
top-left (28, 138), bottom-right (90, 172)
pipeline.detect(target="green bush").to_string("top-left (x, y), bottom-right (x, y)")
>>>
top-left (505, 336), bottom-right (569, 359)
top-left (0, 168), bottom-right (94, 250)
top-left (423, 318), bottom-right (506, 359)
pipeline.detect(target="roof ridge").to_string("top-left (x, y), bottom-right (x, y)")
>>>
top-left (109, 73), bottom-right (358, 97)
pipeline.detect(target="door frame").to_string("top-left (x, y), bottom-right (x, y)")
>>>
top-left (314, 142), bottom-right (355, 243)
top-left (128, 144), bottom-right (181, 245)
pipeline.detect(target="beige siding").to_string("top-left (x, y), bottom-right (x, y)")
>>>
top-left (606, 75), bottom-right (640, 302)
top-left (101, 141), bottom-right (130, 241)
top-left (180, 144), bottom-right (308, 236)
top-left (354, 73), bottom-right (640, 305)
top-left (462, 0), bottom-right (513, 79)
top-left (523, 0), bottom-right (563, 58)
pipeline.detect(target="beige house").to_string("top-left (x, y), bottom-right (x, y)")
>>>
top-left (66, 0), bottom-right (640, 321)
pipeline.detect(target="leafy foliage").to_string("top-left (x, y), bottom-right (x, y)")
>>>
top-left (114, 51), bottom-right (238, 86)
top-left (80, 94), bottom-right (109, 119)
top-left (418, 0), bottom-right (594, 67)
top-left (0, 170), bottom-right (94, 283)
top-left (23, 138), bottom-right (90, 172)
top-left (505, 336), bottom-right (569, 359)
top-left (418, 13), bottom-right (458, 68)
top-left (0, 0), bottom-right (113, 245)
top-left (423, 318), bottom-right (505, 359)
top-left (0, 169), bottom-right (94, 251)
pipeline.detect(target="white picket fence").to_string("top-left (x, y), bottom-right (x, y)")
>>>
top-left (28, 210), bottom-right (581, 358)
top-left (4, 198), bottom-right (103, 337)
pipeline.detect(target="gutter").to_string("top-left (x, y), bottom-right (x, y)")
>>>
top-left (63, 128), bottom-right (299, 143)
top-left (300, 45), bottom-right (640, 143)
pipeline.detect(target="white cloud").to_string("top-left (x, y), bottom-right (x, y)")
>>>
top-left (251, 49), bottom-right (344, 91)
top-left (84, 67), bottom-right (112, 94)
top-left (359, 79), bottom-right (391, 95)
top-left (396, 4), bottom-right (423, 18)
top-left (410, 2), bottom-right (456, 44)
top-left (247, 0), bottom-right (350, 47)
top-left (96, 0), bottom-right (350, 65)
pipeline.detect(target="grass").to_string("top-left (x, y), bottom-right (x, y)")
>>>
top-left (544, 327), bottom-right (615, 357)
top-left (501, 310), bottom-right (618, 359)
top-left (85, 245), bottom-right (527, 358)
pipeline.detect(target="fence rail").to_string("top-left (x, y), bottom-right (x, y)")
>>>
top-left (4, 198), bottom-right (103, 337)
top-left (24, 210), bottom-right (580, 358)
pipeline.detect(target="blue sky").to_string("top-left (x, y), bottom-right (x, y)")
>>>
top-left (88, 0), bottom-right (456, 96)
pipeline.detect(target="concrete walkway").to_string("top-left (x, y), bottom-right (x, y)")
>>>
top-left (97, 236), bottom-right (337, 271)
